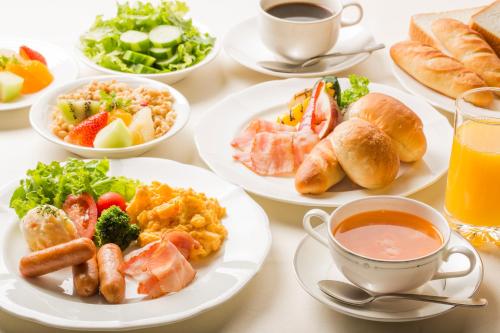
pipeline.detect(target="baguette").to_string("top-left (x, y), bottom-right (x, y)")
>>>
top-left (432, 18), bottom-right (500, 88)
top-left (390, 40), bottom-right (493, 107)
top-left (295, 133), bottom-right (345, 194)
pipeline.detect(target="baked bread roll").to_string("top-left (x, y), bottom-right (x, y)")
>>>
top-left (346, 93), bottom-right (427, 162)
top-left (390, 40), bottom-right (493, 107)
top-left (295, 133), bottom-right (345, 194)
top-left (332, 118), bottom-right (399, 189)
top-left (432, 18), bottom-right (500, 88)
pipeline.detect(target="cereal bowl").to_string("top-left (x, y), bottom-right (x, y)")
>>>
top-left (30, 75), bottom-right (190, 158)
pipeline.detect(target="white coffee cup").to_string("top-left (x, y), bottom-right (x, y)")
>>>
top-left (258, 0), bottom-right (363, 62)
top-left (303, 196), bottom-right (477, 294)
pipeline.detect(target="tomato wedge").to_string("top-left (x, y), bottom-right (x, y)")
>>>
top-left (62, 193), bottom-right (98, 238)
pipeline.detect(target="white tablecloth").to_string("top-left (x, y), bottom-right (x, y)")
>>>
top-left (0, 0), bottom-right (498, 332)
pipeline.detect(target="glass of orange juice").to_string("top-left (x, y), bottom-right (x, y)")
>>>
top-left (445, 87), bottom-right (500, 247)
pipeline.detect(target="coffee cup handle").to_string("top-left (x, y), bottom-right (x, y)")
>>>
top-left (303, 209), bottom-right (330, 247)
top-left (340, 0), bottom-right (364, 27)
top-left (432, 245), bottom-right (477, 280)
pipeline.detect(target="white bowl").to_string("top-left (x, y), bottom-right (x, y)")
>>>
top-left (29, 75), bottom-right (190, 158)
top-left (75, 23), bottom-right (221, 85)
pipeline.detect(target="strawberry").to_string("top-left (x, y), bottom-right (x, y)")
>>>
top-left (66, 112), bottom-right (109, 147)
top-left (19, 45), bottom-right (47, 65)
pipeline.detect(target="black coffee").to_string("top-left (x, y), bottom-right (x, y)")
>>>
top-left (266, 2), bottom-right (333, 22)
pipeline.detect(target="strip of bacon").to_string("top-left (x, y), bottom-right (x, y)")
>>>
top-left (231, 119), bottom-right (295, 151)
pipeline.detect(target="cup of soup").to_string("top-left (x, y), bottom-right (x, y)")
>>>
top-left (258, 0), bottom-right (364, 62)
top-left (303, 196), bottom-right (477, 293)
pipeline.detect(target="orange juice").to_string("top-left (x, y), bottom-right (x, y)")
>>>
top-left (445, 120), bottom-right (500, 227)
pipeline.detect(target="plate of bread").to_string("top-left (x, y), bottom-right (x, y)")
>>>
top-left (195, 77), bottom-right (453, 207)
top-left (390, 1), bottom-right (500, 113)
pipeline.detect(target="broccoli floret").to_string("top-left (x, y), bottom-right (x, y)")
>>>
top-left (93, 206), bottom-right (140, 250)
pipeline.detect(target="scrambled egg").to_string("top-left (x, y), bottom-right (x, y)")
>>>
top-left (126, 181), bottom-right (227, 259)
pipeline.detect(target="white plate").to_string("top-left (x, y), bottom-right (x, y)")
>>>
top-left (0, 158), bottom-right (271, 330)
top-left (390, 56), bottom-right (455, 113)
top-left (76, 23), bottom-right (221, 85)
top-left (195, 78), bottom-right (453, 207)
top-left (0, 39), bottom-right (79, 111)
top-left (294, 223), bottom-right (483, 322)
top-left (30, 75), bottom-right (190, 159)
top-left (223, 17), bottom-right (376, 78)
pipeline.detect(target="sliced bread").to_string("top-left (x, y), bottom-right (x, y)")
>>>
top-left (471, 1), bottom-right (500, 56)
top-left (409, 7), bottom-right (482, 50)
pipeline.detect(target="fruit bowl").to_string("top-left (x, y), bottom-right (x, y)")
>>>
top-left (29, 75), bottom-right (190, 158)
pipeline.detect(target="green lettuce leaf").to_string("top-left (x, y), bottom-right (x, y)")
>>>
top-left (340, 74), bottom-right (370, 108)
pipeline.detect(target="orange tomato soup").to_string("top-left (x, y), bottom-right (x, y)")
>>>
top-left (332, 210), bottom-right (442, 261)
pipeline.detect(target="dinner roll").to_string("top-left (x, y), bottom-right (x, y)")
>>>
top-left (332, 118), bottom-right (399, 189)
top-left (346, 93), bottom-right (427, 162)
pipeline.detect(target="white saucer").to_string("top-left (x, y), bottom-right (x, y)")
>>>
top-left (293, 224), bottom-right (483, 322)
top-left (389, 55), bottom-right (455, 113)
top-left (223, 17), bottom-right (376, 78)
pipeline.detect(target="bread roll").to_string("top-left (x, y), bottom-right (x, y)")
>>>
top-left (332, 119), bottom-right (399, 189)
top-left (295, 133), bottom-right (345, 194)
top-left (390, 40), bottom-right (493, 107)
top-left (347, 93), bottom-right (427, 162)
top-left (432, 18), bottom-right (500, 88)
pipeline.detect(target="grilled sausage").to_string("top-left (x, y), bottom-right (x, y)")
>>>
top-left (19, 238), bottom-right (96, 278)
top-left (72, 256), bottom-right (99, 297)
top-left (97, 244), bottom-right (125, 304)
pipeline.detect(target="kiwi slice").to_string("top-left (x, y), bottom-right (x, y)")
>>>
top-left (58, 100), bottom-right (101, 124)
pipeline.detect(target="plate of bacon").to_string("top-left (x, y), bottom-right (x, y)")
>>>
top-left (195, 76), bottom-right (453, 207)
top-left (0, 157), bottom-right (271, 330)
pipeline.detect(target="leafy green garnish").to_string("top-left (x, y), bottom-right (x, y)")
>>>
top-left (80, 0), bottom-right (215, 74)
top-left (0, 55), bottom-right (10, 69)
top-left (340, 74), bottom-right (370, 108)
top-left (99, 90), bottom-right (131, 111)
top-left (9, 159), bottom-right (140, 218)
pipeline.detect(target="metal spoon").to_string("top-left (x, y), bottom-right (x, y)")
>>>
top-left (318, 280), bottom-right (487, 307)
top-left (258, 43), bottom-right (385, 73)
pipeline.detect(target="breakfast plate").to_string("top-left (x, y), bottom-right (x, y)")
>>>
top-left (223, 17), bottom-right (376, 78)
top-left (390, 56), bottom-right (455, 113)
top-left (0, 158), bottom-right (271, 330)
top-left (0, 39), bottom-right (78, 111)
top-left (30, 75), bottom-right (190, 158)
top-left (195, 77), bottom-right (453, 207)
top-left (294, 223), bottom-right (483, 322)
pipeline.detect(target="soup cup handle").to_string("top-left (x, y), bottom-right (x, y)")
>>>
top-left (303, 209), bottom-right (330, 247)
top-left (341, 1), bottom-right (364, 27)
top-left (432, 245), bottom-right (477, 280)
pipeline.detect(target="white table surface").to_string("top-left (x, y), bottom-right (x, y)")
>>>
top-left (0, 0), bottom-right (499, 332)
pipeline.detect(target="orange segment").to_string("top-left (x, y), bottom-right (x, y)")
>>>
top-left (109, 109), bottom-right (133, 126)
top-left (6, 60), bottom-right (53, 94)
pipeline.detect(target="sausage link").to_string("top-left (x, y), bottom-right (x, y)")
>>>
top-left (72, 256), bottom-right (99, 297)
top-left (97, 243), bottom-right (125, 304)
top-left (20, 238), bottom-right (96, 278)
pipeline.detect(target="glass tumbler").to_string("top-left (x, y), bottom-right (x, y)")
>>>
top-left (445, 87), bottom-right (500, 247)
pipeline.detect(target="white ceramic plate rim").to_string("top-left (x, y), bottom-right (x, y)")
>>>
top-left (389, 54), bottom-right (455, 113)
top-left (195, 77), bottom-right (453, 207)
top-left (75, 22), bottom-right (221, 79)
top-left (293, 223), bottom-right (484, 322)
top-left (223, 17), bottom-right (375, 78)
top-left (29, 75), bottom-right (190, 154)
top-left (0, 158), bottom-right (272, 330)
top-left (0, 38), bottom-right (79, 111)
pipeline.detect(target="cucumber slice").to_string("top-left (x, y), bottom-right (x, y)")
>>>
top-left (120, 30), bottom-right (150, 52)
top-left (131, 64), bottom-right (160, 74)
top-left (149, 47), bottom-right (172, 60)
top-left (58, 100), bottom-right (101, 124)
top-left (149, 25), bottom-right (182, 48)
top-left (122, 50), bottom-right (156, 66)
top-left (156, 54), bottom-right (180, 70)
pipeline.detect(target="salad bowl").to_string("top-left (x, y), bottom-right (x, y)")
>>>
top-left (29, 75), bottom-right (190, 158)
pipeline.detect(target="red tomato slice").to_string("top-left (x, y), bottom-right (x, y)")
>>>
top-left (19, 45), bottom-right (47, 65)
top-left (63, 193), bottom-right (98, 238)
top-left (97, 192), bottom-right (127, 215)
